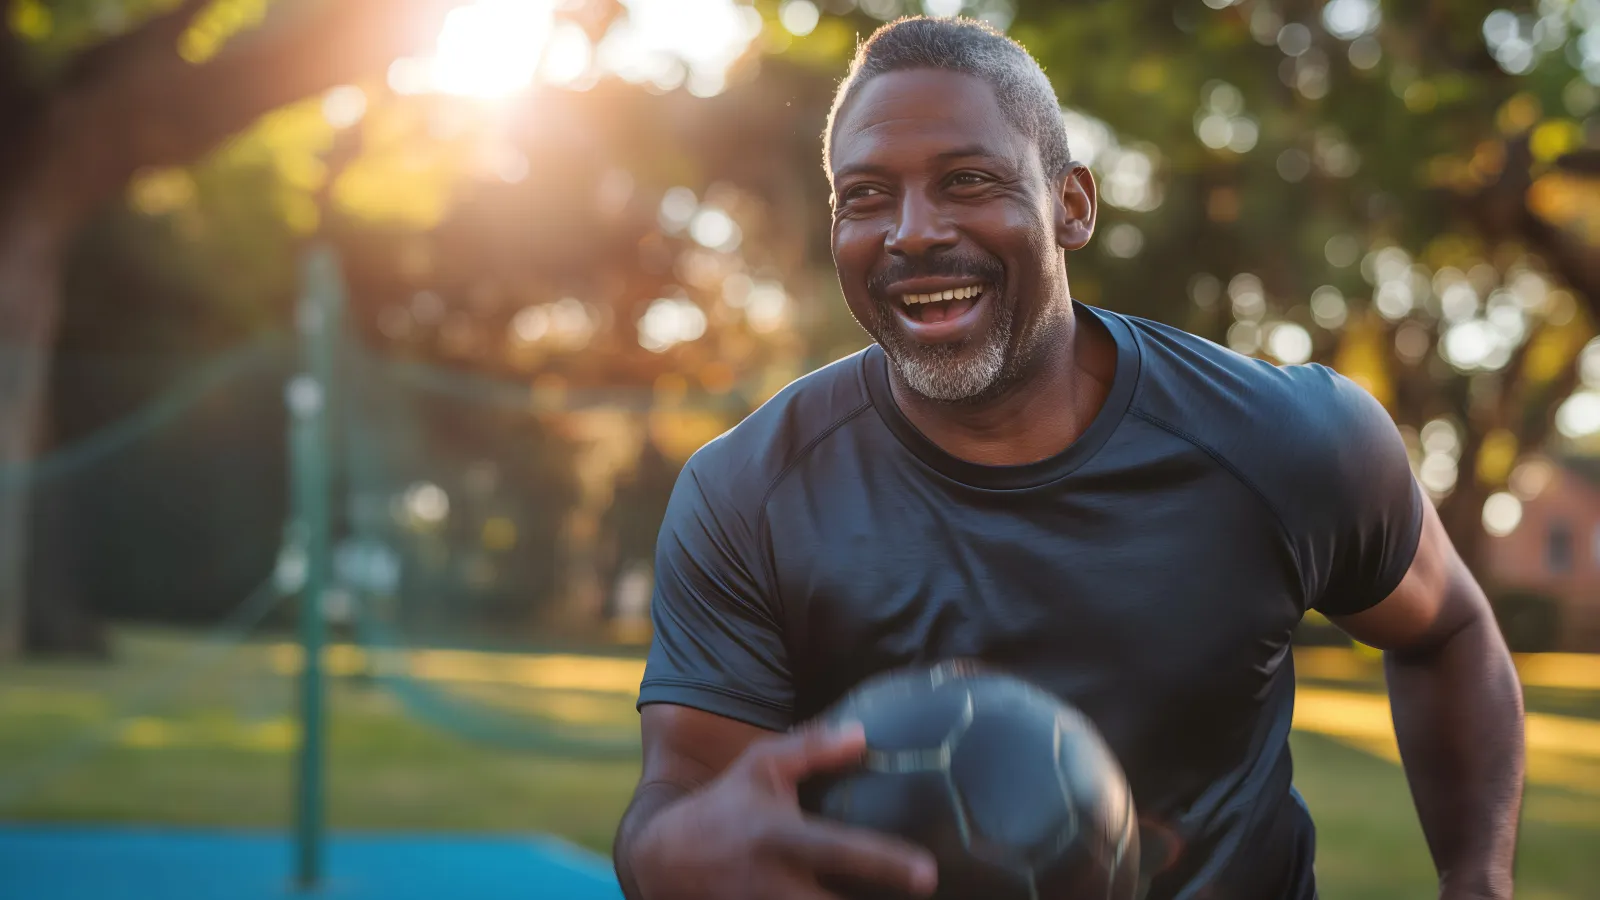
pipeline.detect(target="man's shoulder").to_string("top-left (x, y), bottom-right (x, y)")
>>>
top-left (1117, 311), bottom-right (1374, 443)
top-left (1114, 311), bottom-right (1398, 502)
top-left (681, 347), bottom-right (876, 506)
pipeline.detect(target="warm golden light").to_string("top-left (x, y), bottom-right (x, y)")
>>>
top-left (429, 0), bottom-right (554, 98)
top-left (399, 0), bottom-right (761, 100)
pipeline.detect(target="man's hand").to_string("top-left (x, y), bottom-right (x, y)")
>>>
top-left (626, 723), bottom-right (938, 900)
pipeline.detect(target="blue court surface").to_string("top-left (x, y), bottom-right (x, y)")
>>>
top-left (0, 825), bottom-right (624, 899)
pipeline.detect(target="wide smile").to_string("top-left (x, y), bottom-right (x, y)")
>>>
top-left (890, 281), bottom-right (991, 344)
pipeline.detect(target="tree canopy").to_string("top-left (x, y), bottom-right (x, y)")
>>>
top-left (5, 0), bottom-right (1600, 653)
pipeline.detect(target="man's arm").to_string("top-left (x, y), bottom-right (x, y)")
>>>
top-left (614, 705), bottom-right (938, 900)
top-left (1330, 496), bottom-right (1525, 900)
top-left (613, 705), bottom-right (773, 900)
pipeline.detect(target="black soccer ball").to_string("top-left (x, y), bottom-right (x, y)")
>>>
top-left (801, 660), bottom-right (1140, 900)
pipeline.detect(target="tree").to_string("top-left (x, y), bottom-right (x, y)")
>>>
top-left (766, 0), bottom-right (1600, 579)
top-left (6, 0), bottom-right (832, 649)
top-left (701, 0), bottom-right (1600, 624)
top-left (0, 0), bottom-right (470, 657)
top-left (989, 0), bottom-right (1600, 575)
top-left (8, 0), bottom-right (1599, 654)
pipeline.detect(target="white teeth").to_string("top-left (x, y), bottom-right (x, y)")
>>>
top-left (902, 285), bottom-right (983, 305)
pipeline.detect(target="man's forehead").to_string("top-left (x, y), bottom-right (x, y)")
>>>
top-left (830, 69), bottom-right (1024, 176)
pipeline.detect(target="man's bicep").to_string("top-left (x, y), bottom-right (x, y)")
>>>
top-left (1329, 496), bottom-right (1488, 653)
top-left (639, 704), bottom-right (778, 788)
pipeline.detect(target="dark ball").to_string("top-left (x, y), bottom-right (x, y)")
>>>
top-left (801, 660), bottom-right (1140, 900)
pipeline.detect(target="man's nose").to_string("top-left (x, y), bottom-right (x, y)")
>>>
top-left (885, 191), bottom-right (957, 257)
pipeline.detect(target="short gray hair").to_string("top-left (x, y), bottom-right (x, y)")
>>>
top-left (824, 16), bottom-right (1071, 180)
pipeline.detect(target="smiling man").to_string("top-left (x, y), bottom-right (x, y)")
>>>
top-left (613, 16), bottom-right (1526, 900)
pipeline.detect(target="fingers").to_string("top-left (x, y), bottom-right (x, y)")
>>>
top-left (750, 721), bottom-right (869, 784)
top-left (774, 818), bottom-right (938, 897)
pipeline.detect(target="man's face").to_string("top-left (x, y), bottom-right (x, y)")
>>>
top-left (829, 68), bottom-right (1091, 403)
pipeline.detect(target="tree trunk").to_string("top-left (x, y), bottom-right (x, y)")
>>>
top-left (0, 211), bottom-right (66, 660)
top-left (1437, 428), bottom-right (1488, 580)
top-left (0, 93), bottom-right (132, 659)
top-left (0, 0), bottom-right (462, 659)
top-left (1438, 478), bottom-right (1488, 578)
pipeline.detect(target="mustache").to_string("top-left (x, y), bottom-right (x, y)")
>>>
top-left (867, 251), bottom-right (1005, 298)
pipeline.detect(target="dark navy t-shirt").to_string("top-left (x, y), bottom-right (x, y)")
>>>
top-left (637, 302), bottom-right (1425, 900)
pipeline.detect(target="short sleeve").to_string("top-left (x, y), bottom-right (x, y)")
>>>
top-left (1289, 367), bottom-right (1427, 617)
top-left (636, 458), bottom-right (795, 731)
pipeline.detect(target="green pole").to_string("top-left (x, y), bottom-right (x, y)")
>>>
top-left (290, 243), bottom-right (343, 891)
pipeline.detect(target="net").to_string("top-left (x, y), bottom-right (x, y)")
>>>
top-left (0, 247), bottom-right (747, 818)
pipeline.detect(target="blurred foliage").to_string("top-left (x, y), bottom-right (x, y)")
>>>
top-left (776, 0), bottom-right (1600, 568)
top-left (19, 0), bottom-right (1600, 629)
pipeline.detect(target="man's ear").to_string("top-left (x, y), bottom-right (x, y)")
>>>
top-left (1055, 164), bottom-right (1097, 252)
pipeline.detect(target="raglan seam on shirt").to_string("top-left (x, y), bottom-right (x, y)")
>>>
top-left (753, 399), bottom-right (875, 612)
top-left (1127, 407), bottom-right (1311, 608)
top-left (683, 464), bottom-right (785, 633)
top-left (638, 676), bottom-right (797, 713)
top-left (754, 354), bottom-right (876, 534)
top-left (756, 400), bottom-right (873, 514)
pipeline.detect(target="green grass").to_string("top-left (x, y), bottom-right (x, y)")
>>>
top-left (1292, 733), bottom-right (1599, 900)
top-left (0, 631), bottom-right (641, 853)
top-left (2, 628), bottom-right (1597, 899)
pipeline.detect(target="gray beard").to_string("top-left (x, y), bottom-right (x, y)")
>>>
top-left (868, 297), bottom-right (1017, 403)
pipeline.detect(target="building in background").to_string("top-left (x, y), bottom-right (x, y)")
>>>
top-left (1483, 456), bottom-right (1600, 653)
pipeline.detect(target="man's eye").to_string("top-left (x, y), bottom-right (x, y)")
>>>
top-left (950, 172), bottom-right (989, 186)
top-left (845, 185), bottom-right (883, 200)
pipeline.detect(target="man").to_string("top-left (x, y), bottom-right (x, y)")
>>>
top-left (614, 16), bottom-right (1525, 900)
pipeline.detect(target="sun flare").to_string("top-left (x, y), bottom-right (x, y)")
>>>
top-left (429, 0), bottom-right (555, 98)
top-left (401, 0), bottom-right (762, 100)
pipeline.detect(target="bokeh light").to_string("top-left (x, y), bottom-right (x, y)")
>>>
top-left (321, 86), bottom-right (367, 129)
top-left (1322, 0), bottom-right (1380, 40)
top-left (1063, 110), bottom-right (1164, 212)
top-left (658, 187), bottom-right (699, 233)
top-left (1310, 286), bottom-right (1347, 329)
top-left (541, 23), bottom-right (595, 86)
top-left (1483, 492), bottom-right (1524, 537)
top-left (689, 206), bottom-right (742, 253)
top-left (388, 0), bottom-right (761, 99)
top-left (1229, 273), bottom-right (1266, 321)
top-left (1189, 273), bottom-right (1221, 309)
top-left (1348, 35), bottom-right (1382, 68)
top-left (638, 297), bottom-right (709, 352)
top-left (744, 281), bottom-right (790, 333)
top-left (1227, 320), bottom-right (1262, 355)
top-left (1104, 223), bottom-right (1144, 259)
top-left (1557, 390), bottom-right (1600, 438)
top-left (1194, 81), bottom-right (1259, 154)
top-left (1510, 458), bottom-right (1556, 499)
top-left (780, 0), bottom-right (822, 35)
top-left (1267, 323), bottom-right (1313, 365)
top-left (599, 0), bottom-right (762, 96)
top-left (404, 482), bottom-right (451, 525)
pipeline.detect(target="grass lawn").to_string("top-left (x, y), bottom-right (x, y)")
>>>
top-left (2, 629), bottom-right (1597, 899)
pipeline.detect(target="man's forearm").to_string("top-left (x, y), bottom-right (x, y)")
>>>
top-left (614, 780), bottom-right (691, 900)
top-left (1386, 611), bottom-right (1525, 898)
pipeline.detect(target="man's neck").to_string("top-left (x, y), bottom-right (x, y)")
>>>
top-left (887, 307), bottom-right (1118, 468)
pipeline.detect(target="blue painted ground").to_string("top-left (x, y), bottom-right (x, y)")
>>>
top-left (0, 825), bottom-right (624, 899)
